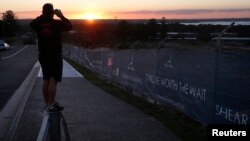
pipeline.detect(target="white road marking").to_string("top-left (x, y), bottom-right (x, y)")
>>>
top-left (1, 45), bottom-right (29, 60)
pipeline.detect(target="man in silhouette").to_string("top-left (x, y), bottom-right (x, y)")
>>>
top-left (30, 3), bottom-right (72, 111)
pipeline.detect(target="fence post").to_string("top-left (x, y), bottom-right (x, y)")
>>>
top-left (213, 22), bottom-right (235, 123)
top-left (49, 111), bottom-right (61, 141)
top-left (217, 22), bottom-right (235, 48)
top-left (128, 40), bottom-right (139, 71)
top-left (157, 37), bottom-right (168, 49)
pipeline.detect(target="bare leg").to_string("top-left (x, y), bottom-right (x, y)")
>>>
top-left (42, 80), bottom-right (49, 105)
top-left (47, 77), bottom-right (58, 105)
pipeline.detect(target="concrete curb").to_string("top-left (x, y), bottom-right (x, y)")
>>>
top-left (0, 61), bottom-right (40, 141)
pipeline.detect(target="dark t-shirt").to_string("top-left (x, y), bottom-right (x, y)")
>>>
top-left (30, 15), bottom-right (72, 56)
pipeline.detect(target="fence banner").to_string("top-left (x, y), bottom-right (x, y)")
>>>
top-left (63, 45), bottom-right (250, 125)
top-left (215, 51), bottom-right (250, 125)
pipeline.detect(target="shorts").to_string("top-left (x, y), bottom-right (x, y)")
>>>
top-left (39, 54), bottom-right (63, 82)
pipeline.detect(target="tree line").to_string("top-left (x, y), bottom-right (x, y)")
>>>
top-left (0, 10), bottom-right (19, 38)
top-left (64, 17), bottom-right (250, 48)
top-left (1, 10), bottom-right (250, 48)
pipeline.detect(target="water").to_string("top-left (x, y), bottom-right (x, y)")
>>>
top-left (182, 21), bottom-right (250, 26)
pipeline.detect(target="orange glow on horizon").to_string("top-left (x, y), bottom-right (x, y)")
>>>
top-left (83, 13), bottom-right (98, 21)
top-left (1, 0), bottom-right (250, 20)
top-left (14, 10), bottom-right (250, 20)
top-left (67, 10), bottom-right (250, 20)
top-left (70, 12), bottom-right (105, 20)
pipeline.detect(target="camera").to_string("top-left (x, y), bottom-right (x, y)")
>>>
top-left (54, 9), bottom-right (60, 14)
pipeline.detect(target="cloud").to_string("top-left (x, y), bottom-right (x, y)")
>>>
top-left (115, 8), bottom-right (250, 15)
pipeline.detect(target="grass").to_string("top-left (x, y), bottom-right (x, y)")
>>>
top-left (64, 57), bottom-right (207, 141)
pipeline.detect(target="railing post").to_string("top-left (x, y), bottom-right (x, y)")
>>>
top-left (49, 111), bottom-right (61, 141)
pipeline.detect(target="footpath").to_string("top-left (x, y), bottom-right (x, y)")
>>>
top-left (3, 60), bottom-right (181, 141)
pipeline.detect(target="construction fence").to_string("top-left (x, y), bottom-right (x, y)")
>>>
top-left (63, 40), bottom-right (250, 125)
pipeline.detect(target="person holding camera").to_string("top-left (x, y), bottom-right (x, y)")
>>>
top-left (30, 3), bottom-right (72, 112)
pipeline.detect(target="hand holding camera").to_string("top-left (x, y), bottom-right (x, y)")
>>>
top-left (54, 9), bottom-right (64, 18)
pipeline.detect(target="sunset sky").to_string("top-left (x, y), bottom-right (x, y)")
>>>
top-left (1, 0), bottom-right (250, 19)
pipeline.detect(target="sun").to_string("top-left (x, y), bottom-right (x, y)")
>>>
top-left (83, 13), bottom-right (98, 21)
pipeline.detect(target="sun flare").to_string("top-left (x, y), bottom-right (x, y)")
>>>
top-left (83, 13), bottom-right (99, 20)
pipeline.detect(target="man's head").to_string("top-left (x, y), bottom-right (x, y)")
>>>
top-left (42, 3), bottom-right (54, 18)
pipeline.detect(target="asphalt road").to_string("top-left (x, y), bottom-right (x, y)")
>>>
top-left (0, 45), bottom-right (38, 111)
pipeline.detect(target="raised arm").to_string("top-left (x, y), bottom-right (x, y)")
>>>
top-left (54, 9), bottom-right (72, 31)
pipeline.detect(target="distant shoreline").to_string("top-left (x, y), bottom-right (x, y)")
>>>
top-left (19, 18), bottom-right (250, 26)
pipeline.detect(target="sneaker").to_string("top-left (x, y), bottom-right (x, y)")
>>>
top-left (47, 103), bottom-right (64, 112)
